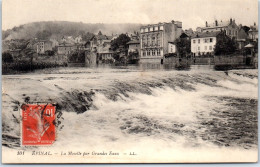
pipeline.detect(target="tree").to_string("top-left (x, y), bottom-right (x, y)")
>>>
top-left (242, 26), bottom-right (250, 34)
top-left (175, 38), bottom-right (191, 57)
top-left (2, 52), bottom-right (14, 63)
top-left (68, 50), bottom-right (85, 63)
top-left (111, 34), bottom-right (130, 51)
top-left (214, 33), bottom-right (237, 55)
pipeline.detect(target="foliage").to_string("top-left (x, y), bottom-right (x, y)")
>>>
top-left (214, 33), bottom-right (237, 55)
top-left (68, 50), bottom-right (85, 63)
top-left (111, 34), bottom-right (130, 51)
top-left (164, 53), bottom-right (177, 58)
top-left (45, 50), bottom-right (55, 56)
top-left (2, 21), bottom-right (141, 40)
top-left (36, 30), bottom-right (52, 40)
top-left (2, 52), bottom-right (14, 63)
top-left (175, 38), bottom-right (191, 57)
top-left (242, 26), bottom-right (250, 34)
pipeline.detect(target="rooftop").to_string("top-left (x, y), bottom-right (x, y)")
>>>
top-left (191, 31), bottom-right (221, 39)
top-left (127, 40), bottom-right (140, 45)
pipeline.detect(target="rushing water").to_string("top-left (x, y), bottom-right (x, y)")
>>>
top-left (1, 65), bottom-right (258, 162)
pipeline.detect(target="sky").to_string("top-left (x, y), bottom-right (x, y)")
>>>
top-left (2, 0), bottom-right (259, 30)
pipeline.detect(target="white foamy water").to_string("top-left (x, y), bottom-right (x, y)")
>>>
top-left (2, 66), bottom-right (258, 163)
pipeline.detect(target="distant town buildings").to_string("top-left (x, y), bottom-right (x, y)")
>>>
top-left (249, 23), bottom-right (258, 42)
top-left (197, 18), bottom-right (239, 39)
top-left (36, 40), bottom-right (52, 54)
top-left (140, 20), bottom-right (182, 63)
top-left (57, 42), bottom-right (76, 55)
top-left (2, 18), bottom-right (258, 66)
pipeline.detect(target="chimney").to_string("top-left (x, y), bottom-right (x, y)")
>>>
top-left (230, 18), bottom-right (232, 24)
top-left (215, 20), bottom-right (218, 26)
top-left (206, 21), bottom-right (208, 27)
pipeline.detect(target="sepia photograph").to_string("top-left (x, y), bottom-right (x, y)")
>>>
top-left (1, 0), bottom-right (259, 163)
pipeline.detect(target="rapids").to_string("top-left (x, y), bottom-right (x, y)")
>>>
top-left (1, 65), bottom-right (258, 162)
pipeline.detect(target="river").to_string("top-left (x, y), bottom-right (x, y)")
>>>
top-left (1, 65), bottom-right (258, 163)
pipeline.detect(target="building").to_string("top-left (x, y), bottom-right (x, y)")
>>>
top-left (198, 18), bottom-right (239, 39)
top-left (126, 32), bottom-right (139, 40)
top-left (75, 35), bottom-right (83, 44)
top-left (26, 39), bottom-right (38, 51)
top-left (168, 42), bottom-right (177, 54)
top-left (57, 42), bottom-right (76, 55)
top-left (88, 31), bottom-right (116, 62)
top-left (97, 40), bottom-right (114, 62)
top-left (248, 23), bottom-right (258, 42)
top-left (191, 31), bottom-right (223, 56)
top-left (236, 25), bottom-right (249, 50)
top-left (36, 40), bottom-right (52, 54)
top-left (127, 40), bottom-right (140, 55)
top-left (89, 31), bottom-right (112, 50)
top-left (50, 39), bottom-right (59, 49)
top-left (140, 20), bottom-right (182, 63)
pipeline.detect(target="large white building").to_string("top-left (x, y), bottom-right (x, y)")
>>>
top-left (140, 20), bottom-right (182, 63)
top-left (191, 31), bottom-right (221, 56)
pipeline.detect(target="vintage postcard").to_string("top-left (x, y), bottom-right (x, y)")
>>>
top-left (1, 0), bottom-right (258, 163)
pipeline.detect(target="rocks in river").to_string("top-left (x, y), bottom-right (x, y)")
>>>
top-left (57, 89), bottom-right (96, 114)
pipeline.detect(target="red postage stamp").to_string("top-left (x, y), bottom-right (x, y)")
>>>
top-left (21, 104), bottom-right (55, 146)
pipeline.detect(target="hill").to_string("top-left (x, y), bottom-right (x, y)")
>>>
top-left (2, 21), bottom-right (143, 40)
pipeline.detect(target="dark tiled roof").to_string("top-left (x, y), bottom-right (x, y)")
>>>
top-left (191, 31), bottom-right (221, 39)
top-left (127, 40), bottom-right (140, 45)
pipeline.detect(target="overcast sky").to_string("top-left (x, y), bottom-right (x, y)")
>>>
top-left (2, 0), bottom-right (258, 30)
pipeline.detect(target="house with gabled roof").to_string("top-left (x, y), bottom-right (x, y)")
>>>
top-left (191, 31), bottom-right (223, 56)
top-left (197, 18), bottom-right (239, 39)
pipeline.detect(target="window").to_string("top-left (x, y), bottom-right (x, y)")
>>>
top-left (198, 39), bottom-right (200, 43)
top-left (157, 50), bottom-right (160, 56)
top-left (147, 50), bottom-right (150, 56)
top-left (193, 40), bottom-right (196, 43)
top-left (205, 46), bottom-right (207, 50)
top-left (209, 46), bottom-right (212, 50)
top-left (152, 50), bottom-right (155, 56)
top-left (198, 46), bottom-right (200, 51)
top-left (210, 38), bottom-right (213, 42)
top-left (160, 26), bottom-right (164, 30)
top-left (143, 51), bottom-right (146, 57)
